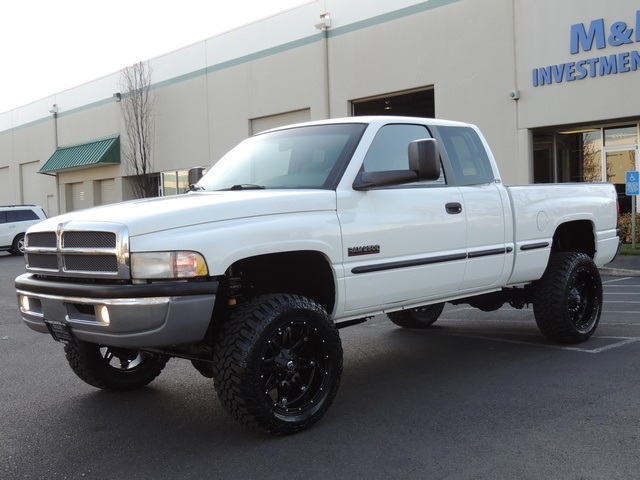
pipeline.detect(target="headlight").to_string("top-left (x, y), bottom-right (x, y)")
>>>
top-left (131, 251), bottom-right (209, 279)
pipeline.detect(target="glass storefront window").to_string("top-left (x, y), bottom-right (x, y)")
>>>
top-left (533, 123), bottom-right (638, 213)
top-left (533, 129), bottom-right (601, 183)
top-left (532, 133), bottom-right (554, 183)
top-left (576, 130), bottom-right (602, 183)
top-left (604, 126), bottom-right (638, 147)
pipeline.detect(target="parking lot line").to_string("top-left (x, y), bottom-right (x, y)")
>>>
top-left (423, 329), bottom-right (640, 353)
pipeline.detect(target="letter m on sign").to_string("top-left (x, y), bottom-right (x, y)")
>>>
top-left (570, 18), bottom-right (606, 54)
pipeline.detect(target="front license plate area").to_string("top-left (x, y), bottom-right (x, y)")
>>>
top-left (44, 319), bottom-right (74, 342)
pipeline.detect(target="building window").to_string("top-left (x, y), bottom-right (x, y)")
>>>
top-left (161, 170), bottom-right (189, 196)
top-left (352, 88), bottom-right (435, 118)
top-left (533, 129), bottom-right (602, 183)
top-left (160, 168), bottom-right (207, 196)
top-left (532, 123), bottom-right (638, 213)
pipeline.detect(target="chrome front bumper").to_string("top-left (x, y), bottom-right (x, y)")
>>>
top-left (16, 274), bottom-right (218, 348)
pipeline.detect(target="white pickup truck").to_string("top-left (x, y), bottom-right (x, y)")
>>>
top-left (16, 116), bottom-right (619, 434)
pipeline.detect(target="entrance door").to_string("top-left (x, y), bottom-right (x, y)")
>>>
top-left (603, 125), bottom-right (638, 214)
top-left (605, 149), bottom-right (637, 213)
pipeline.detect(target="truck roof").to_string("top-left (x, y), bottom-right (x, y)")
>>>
top-left (258, 115), bottom-right (474, 135)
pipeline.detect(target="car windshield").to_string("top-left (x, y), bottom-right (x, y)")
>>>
top-left (197, 123), bottom-right (366, 191)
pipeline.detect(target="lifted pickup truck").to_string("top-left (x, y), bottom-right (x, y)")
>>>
top-left (16, 116), bottom-right (619, 434)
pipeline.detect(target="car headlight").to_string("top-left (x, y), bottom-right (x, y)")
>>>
top-left (131, 251), bottom-right (209, 279)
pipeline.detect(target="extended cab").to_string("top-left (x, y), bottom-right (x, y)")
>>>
top-left (16, 117), bottom-right (619, 434)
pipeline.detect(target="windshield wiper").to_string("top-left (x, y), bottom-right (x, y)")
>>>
top-left (230, 184), bottom-right (266, 190)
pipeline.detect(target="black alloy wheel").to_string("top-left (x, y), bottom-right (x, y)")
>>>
top-left (212, 294), bottom-right (343, 434)
top-left (533, 252), bottom-right (602, 344)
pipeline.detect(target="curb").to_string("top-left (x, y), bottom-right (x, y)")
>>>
top-left (599, 267), bottom-right (640, 278)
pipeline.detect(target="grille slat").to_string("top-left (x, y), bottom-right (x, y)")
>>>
top-left (26, 253), bottom-right (60, 270)
top-left (64, 255), bottom-right (119, 273)
top-left (63, 231), bottom-right (116, 249)
top-left (27, 232), bottom-right (57, 248)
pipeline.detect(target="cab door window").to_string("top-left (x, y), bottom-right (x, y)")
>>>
top-left (363, 124), bottom-right (445, 185)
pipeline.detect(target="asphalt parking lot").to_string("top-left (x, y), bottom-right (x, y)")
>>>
top-left (2, 252), bottom-right (640, 479)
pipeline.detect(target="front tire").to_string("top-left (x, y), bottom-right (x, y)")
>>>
top-left (212, 294), bottom-right (343, 435)
top-left (533, 252), bottom-right (602, 344)
top-left (64, 339), bottom-right (169, 390)
top-left (387, 302), bottom-right (445, 328)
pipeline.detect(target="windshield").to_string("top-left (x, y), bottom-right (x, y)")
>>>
top-left (197, 123), bottom-right (366, 191)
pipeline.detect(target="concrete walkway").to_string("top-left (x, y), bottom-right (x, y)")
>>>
top-left (599, 250), bottom-right (640, 277)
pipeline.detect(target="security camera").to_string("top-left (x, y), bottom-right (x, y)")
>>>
top-left (315, 13), bottom-right (331, 30)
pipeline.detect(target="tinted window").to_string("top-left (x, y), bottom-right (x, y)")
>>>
top-left (362, 124), bottom-right (445, 185)
top-left (439, 126), bottom-right (494, 185)
top-left (0, 212), bottom-right (6, 224)
top-left (198, 123), bottom-right (366, 190)
top-left (7, 209), bottom-right (39, 222)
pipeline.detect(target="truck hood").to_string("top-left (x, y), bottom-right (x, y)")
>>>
top-left (35, 190), bottom-right (337, 237)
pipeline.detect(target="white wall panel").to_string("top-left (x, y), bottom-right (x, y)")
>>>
top-left (0, 167), bottom-right (11, 205)
top-left (251, 109), bottom-right (311, 134)
top-left (20, 161), bottom-right (41, 205)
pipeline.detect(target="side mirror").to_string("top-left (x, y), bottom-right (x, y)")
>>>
top-left (408, 138), bottom-right (440, 181)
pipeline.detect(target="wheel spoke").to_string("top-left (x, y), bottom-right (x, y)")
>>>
top-left (103, 348), bottom-right (115, 363)
top-left (290, 331), bottom-right (309, 353)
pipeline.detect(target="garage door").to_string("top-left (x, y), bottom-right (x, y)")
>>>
top-left (21, 161), bottom-right (41, 205)
top-left (0, 167), bottom-right (11, 205)
top-left (70, 182), bottom-right (87, 211)
top-left (250, 109), bottom-right (310, 135)
top-left (99, 179), bottom-right (117, 205)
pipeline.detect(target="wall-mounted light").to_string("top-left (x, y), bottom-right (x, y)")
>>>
top-left (49, 104), bottom-right (58, 114)
top-left (113, 92), bottom-right (122, 102)
top-left (315, 13), bottom-right (331, 31)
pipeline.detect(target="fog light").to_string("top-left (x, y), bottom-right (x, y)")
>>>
top-left (20, 295), bottom-right (30, 312)
top-left (97, 306), bottom-right (111, 325)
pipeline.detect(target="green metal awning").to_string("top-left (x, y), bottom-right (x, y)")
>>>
top-left (40, 136), bottom-right (120, 173)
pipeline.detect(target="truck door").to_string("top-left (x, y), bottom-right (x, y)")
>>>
top-left (338, 123), bottom-right (467, 315)
top-left (435, 125), bottom-right (509, 290)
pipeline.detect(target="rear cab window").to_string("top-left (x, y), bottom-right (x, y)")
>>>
top-left (437, 126), bottom-right (495, 186)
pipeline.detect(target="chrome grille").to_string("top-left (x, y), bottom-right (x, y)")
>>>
top-left (24, 221), bottom-right (129, 279)
top-left (63, 231), bottom-right (116, 249)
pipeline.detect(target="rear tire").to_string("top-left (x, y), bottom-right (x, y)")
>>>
top-left (11, 233), bottom-right (25, 255)
top-left (64, 339), bottom-right (169, 391)
top-left (533, 252), bottom-right (602, 344)
top-left (387, 303), bottom-right (445, 328)
top-left (212, 294), bottom-right (343, 435)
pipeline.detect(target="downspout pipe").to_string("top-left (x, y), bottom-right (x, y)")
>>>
top-left (314, 13), bottom-right (331, 119)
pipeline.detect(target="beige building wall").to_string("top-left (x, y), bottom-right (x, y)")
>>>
top-left (0, 0), bottom-right (638, 213)
top-left (515, 0), bottom-right (640, 129)
top-left (206, 41), bottom-right (328, 161)
top-left (329, 0), bottom-right (523, 181)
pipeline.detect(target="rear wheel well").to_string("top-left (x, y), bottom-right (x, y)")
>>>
top-left (551, 220), bottom-right (595, 258)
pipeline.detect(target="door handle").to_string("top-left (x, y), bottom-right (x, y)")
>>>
top-left (445, 202), bottom-right (462, 214)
